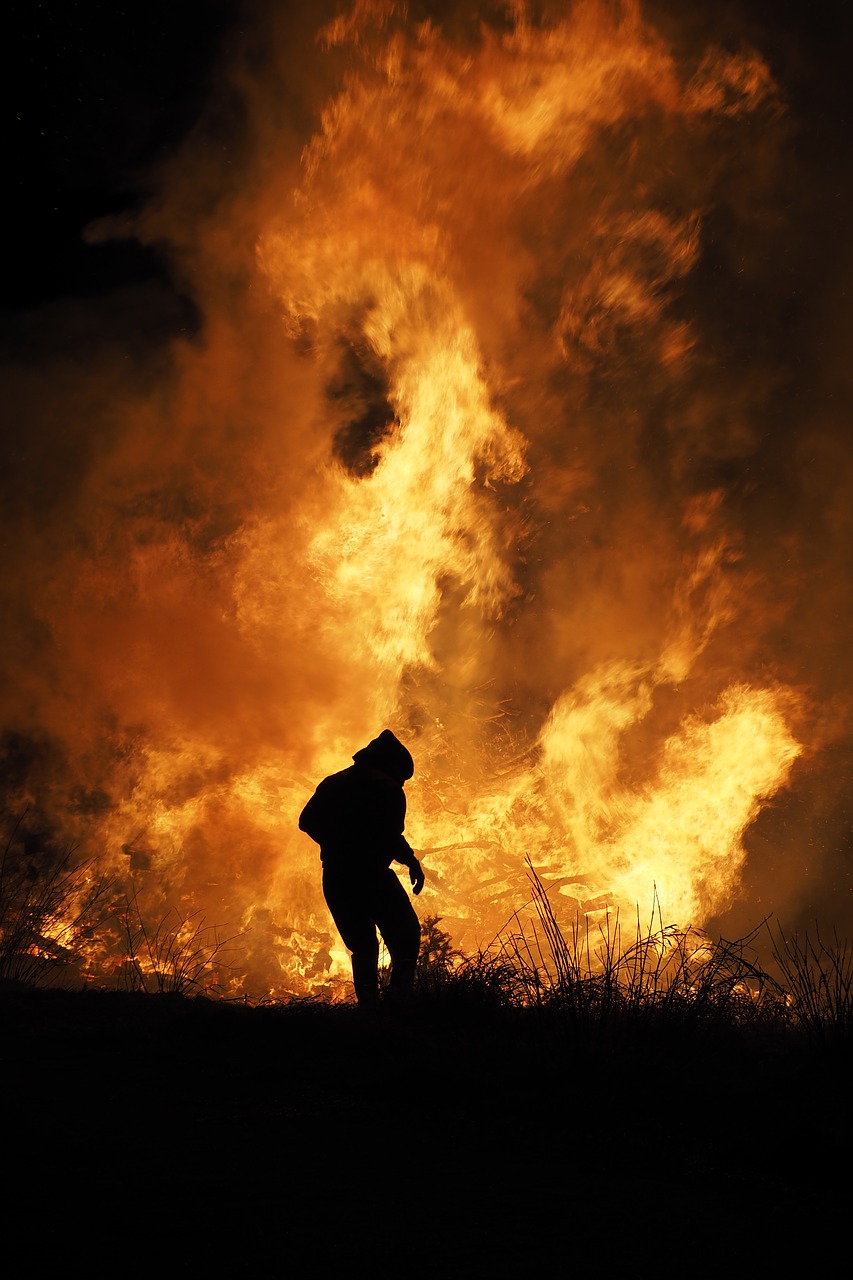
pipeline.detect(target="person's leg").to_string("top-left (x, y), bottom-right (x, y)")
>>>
top-left (322, 868), bottom-right (380, 1006)
top-left (373, 869), bottom-right (421, 1000)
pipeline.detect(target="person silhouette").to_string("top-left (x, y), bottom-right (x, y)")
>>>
top-left (298, 729), bottom-right (425, 1008)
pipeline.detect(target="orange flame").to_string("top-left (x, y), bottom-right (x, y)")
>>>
top-left (6, 2), bottom-right (812, 997)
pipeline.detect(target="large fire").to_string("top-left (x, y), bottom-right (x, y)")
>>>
top-left (5, 0), bottom-right (849, 998)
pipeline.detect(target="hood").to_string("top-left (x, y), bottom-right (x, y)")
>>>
top-left (352, 729), bottom-right (415, 783)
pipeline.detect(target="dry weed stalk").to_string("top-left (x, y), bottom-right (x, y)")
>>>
top-left (767, 921), bottom-right (853, 1048)
top-left (0, 814), bottom-right (111, 986)
top-left (118, 892), bottom-right (241, 995)
top-left (490, 861), bottom-right (779, 1040)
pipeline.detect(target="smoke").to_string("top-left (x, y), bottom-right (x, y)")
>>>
top-left (3, 0), bottom-right (852, 992)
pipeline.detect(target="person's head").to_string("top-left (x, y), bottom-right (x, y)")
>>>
top-left (353, 729), bottom-right (414, 783)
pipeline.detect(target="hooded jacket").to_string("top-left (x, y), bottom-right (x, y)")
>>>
top-left (298, 730), bottom-right (418, 875)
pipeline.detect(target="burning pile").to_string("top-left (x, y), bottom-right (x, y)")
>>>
top-left (8, 0), bottom-right (841, 999)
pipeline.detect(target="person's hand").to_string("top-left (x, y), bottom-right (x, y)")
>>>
top-left (410, 859), bottom-right (425, 896)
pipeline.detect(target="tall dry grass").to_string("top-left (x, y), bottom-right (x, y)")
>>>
top-left (0, 814), bottom-right (110, 986)
top-left (415, 863), bottom-right (853, 1054)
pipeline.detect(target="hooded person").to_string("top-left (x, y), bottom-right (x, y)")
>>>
top-left (299, 729), bottom-right (425, 1007)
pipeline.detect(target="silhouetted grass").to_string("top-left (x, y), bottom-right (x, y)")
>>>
top-left (409, 867), bottom-right (852, 1059)
top-left (116, 892), bottom-right (243, 995)
top-left (766, 920), bottom-right (853, 1051)
top-left (497, 865), bottom-right (783, 1049)
top-left (0, 814), bottom-right (111, 986)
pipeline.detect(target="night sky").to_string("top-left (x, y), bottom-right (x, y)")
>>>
top-left (8, 0), bottom-right (237, 309)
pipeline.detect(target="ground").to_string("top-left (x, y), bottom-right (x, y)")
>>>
top-left (2, 985), bottom-right (849, 1274)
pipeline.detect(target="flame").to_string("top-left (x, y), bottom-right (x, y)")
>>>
top-left (4, 1), bottom-right (817, 997)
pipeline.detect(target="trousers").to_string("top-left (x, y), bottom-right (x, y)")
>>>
top-left (322, 865), bottom-right (420, 1004)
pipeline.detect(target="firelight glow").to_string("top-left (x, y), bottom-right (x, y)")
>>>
top-left (6, 0), bottom-right (823, 998)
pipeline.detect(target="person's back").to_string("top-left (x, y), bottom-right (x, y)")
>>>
top-left (298, 761), bottom-right (408, 874)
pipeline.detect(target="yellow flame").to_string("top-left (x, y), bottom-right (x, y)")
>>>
top-left (28, 2), bottom-right (805, 997)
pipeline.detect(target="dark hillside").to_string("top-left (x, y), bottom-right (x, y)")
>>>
top-left (2, 986), bottom-right (849, 1273)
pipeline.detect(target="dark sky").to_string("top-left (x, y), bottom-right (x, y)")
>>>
top-left (8, 0), bottom-right (241, 311)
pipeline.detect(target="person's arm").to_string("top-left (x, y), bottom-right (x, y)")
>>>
top-left (392, 835), bottom-right (425, 895)
top-left (408, 856), bottom-right (425, 895)
top-left (388, 791), bottom-right (425, 894)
